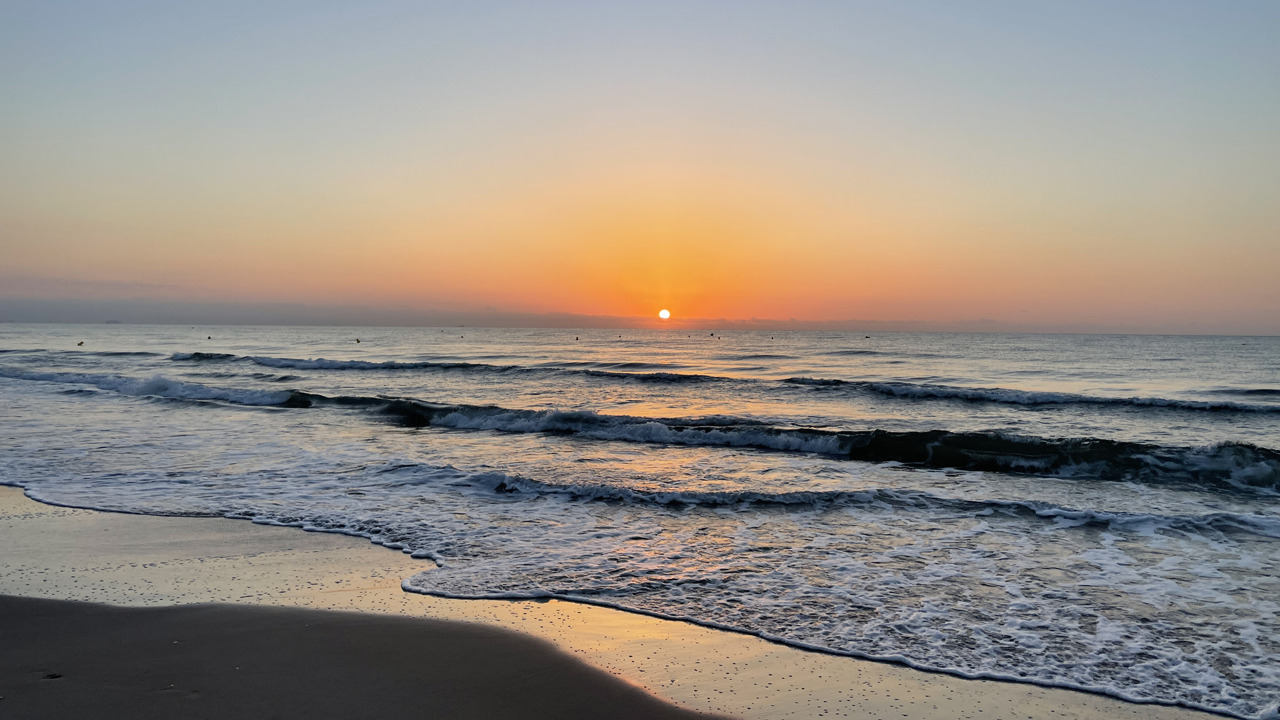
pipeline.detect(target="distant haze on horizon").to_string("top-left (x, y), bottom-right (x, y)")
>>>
top-left (3, 1), bottom-right (1278, 335)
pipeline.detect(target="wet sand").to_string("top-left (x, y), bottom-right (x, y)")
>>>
top-left (0, 486), bottom-right (1218, 720)
top-left (0, 594), bottom-right (723, 720)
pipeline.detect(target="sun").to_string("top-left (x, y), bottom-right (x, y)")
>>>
top-left (658, 309), bottom-right (671, 319)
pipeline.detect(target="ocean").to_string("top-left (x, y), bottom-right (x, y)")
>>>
top-left (2, 324), bottom-right (1277, 718)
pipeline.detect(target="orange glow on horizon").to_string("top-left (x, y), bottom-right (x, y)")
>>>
top-left (5, 144), bottom-right (1276, 332)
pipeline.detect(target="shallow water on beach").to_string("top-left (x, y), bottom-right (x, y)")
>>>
top-left (2, 324), bottom-right (1278, 718)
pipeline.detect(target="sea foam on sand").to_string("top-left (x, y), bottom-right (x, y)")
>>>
top-left (0, 487), bottom-right (1224, 720)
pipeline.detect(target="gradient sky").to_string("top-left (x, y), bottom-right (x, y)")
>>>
top-left (2, 1), bottom-right (1278, 331)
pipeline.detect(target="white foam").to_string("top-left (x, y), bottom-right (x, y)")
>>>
top-left (9, 440), bottom-right (1279, 719)
top-left (0, 368), bottom-right (292, 406)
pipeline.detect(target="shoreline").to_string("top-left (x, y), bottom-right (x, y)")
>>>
top-left (0, 485), bottom-right (1222, 719)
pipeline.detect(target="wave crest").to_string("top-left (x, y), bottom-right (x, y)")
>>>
top-left (785, 378), bottom-right (1280, 413)
top-left (9, 365), bottom-right (1277, 492)
top-left (0, 368), bottom-right (292, 406)
top-left (164, 351), bottom-right (1280, 412)
top-left (284, 393), bottom-right (1280, 492)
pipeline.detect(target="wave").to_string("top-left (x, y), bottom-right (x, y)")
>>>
top-left (7, 365), bottom-right (1279, 491)
top-left (174, 351), bottom-right (721, 384)
top-left (464, 470), bottom-right (1280, 533)
top-left (176, 352), bottom-right (701, 378)
top-left (170, 350), bottom-right (1280, 413)
top-left (580, 369), bottom-right (720, 384)
top-left (171, 352), bottom-right (238, 362)
top-left (0, 369), bottom-right (293, 406)
top-left (254, 356), bottom-right (506, 372)
top-left (171, 351), bottom-right (522, 373)
top-left (164, 351), bottom-right (1280, 412)
top-left (1213, 388), bottom-right (1280, 397)
top-left (7, 363), bottom-right (1277, 490)
top-left (549, 361), bottom-right (691, 371)
top-left (785, 378), bottom-right (1280, 413)
top-left (277, 393), bottom-right (1280, 492)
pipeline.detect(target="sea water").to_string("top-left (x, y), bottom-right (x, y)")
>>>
top-left (1, 324), bottom-right (1277, 718)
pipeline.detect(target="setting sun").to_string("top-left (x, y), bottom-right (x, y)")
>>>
top-left (658, 309), bottom-right (670, 319)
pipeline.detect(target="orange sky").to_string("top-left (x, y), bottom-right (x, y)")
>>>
top-left (2, 3), bottom-right (1278, 332)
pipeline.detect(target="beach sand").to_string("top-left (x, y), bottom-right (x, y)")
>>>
top-left (1, 595), bottom-right (723, 719)
top-left (0, 486), bottom-right (1217, 719)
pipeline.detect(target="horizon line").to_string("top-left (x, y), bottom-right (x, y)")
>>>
top-left (1, 297), bottom-right (1276, 337)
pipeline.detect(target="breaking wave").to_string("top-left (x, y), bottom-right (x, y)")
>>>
top-left (466, 471), bottom-right (1280, 538)
top-left (0, 368), bottom-right (292, 406)
top-left (283, 392), bottom-right (1280, 492)
top-left (8, 366), bottom-right (1278, 491)
top-left (785, 377), bottom-right (1280, 412)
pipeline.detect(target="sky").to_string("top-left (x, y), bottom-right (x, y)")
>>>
top-left (2, 1), bottom-right (1278, 332)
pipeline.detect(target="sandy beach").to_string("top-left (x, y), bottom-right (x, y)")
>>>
top-left (2, 594), bottom-right (725, 720)
top-left (0, 486), bottom-right (1220, 720)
